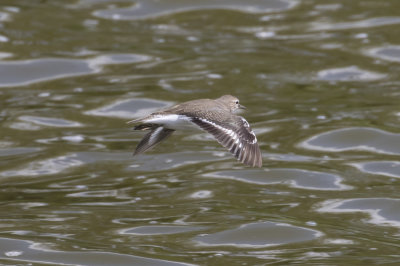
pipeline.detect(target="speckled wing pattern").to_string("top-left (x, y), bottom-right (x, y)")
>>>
top-left (190, 116), bottom-right (262, 167)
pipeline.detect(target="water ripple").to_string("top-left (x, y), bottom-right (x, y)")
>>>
top-left (85, 97), bottom-right (172, 119)
top-left (120, 225), bottom-right (205, 235)
top-left (316, 66), bottom-right (386, 82)
top-left (0, 237), bottom-right (194, 266)
top-left (1, 153), bottom-right (84, 178)
top-left (317, 198), bottom-right (400, 228)
top-left (194, 221), bottom-right (322, 248)
top-left (300, 127), bottom-right (400, 155)
top-left (0, 54), bottom-right (152, 87)
top-left (18, 116), bottom-right (83, 128)
top-left (93, 0), bottom-right (298, 20)
top-left (310, 17), bottom-right (400, 31)
top-left (203, 168), bottom-right (351, 190)
top-left (365, 45), bottom-right (400, 63)
top-left (350, 161), bottom-right (400, 179)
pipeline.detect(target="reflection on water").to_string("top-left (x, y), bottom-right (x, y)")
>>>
top-left (316, 66), bottom-right (386, 82)
top-left (120, 225), bottom-right (205, 235)
top-left (194, 222), bottom-right (322, 248)
top-left (317, 198), bottom-right (400, 228)
top-left (365, 45), bottom-right (400, 62)
top-left (1, 153), bottom-right (84, 177)
top-left (301, 127), bottom-right (400, 155)
top-left (203, 168), bottom-right (352, 190)
top-left (310, 17), bottom-right (400, 31)
top-left (92, 0), bottom-right (297, 20)
top-left (0, 237), bottom-right (194, 266)
top-left (1, 0), bottom-right (400, 265)
top-left (0, 54), bottom-right (152, 87)
top-left (85, 97), bottom-right (172, 119)
top-left (351, 161), bottom-right (400, 179)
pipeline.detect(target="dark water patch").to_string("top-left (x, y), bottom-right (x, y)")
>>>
top-left (120, 225), bottom-right (205, 235)
top-left (317, 198), bottom-right (400, 228)
top-left (71, 199), bottom-right (140, 206)
top-left (0, 54), bottom-right (152, 87)
top-left (194, 221), bottom-right (322, 248)
top-left (93, 0), bottom-right (297, 20)
top-left (0, 237), bottom-right (195, 266)
top-left (203, 168), bottom-right (351, 190)
top-left (300, 127), bottom-right (400, 155)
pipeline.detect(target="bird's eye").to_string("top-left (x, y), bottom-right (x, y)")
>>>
top-left (235, 100), bottom-right (239, 104)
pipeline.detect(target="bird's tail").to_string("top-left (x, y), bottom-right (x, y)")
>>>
top-left (126, 118), bottom-right (142, 125)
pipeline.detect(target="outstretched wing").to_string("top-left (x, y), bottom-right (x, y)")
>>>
top-left (191, 116), bottom-right (262, 167)
top-left (133, 125), bottom-right (175, 155)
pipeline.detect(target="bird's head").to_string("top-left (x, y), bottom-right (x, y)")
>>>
top-left (216, 95), bottom-right (246, 113)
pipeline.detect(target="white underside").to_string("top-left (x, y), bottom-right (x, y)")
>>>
top-left (144, 114), bottom-right (201, 131)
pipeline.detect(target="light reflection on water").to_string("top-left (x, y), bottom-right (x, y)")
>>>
top-left (91, 0), bottom-right (297, 20)
top-left (0, 54), bottom-right (152, 87)
top-left (1, 0), bottom-right (400, 265)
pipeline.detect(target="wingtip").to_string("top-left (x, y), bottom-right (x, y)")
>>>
top-left (235, 145), bottom-right (262, 168)
top-left (255, 148), bottom-right (263, 168)
top-left (189, 116), bottom-right (262, 168)
top-left (246, 144), bottom-right (263, 168)
top-left (255, 158), bottom-right (263, 168)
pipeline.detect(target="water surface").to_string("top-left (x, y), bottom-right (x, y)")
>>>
top-left (1, 0), bottom-right (400, 265)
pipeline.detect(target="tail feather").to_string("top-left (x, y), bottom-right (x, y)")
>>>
top-left (126, 118), bottom-right (143, 125)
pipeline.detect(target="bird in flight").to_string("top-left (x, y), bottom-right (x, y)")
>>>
top-left (128, 95), bottom-right (262, 167)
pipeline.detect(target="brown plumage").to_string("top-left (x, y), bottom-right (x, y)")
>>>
top-left (128, 95), bottom-right (262, 167)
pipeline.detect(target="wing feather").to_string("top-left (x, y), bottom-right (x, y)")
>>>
top-left (191, 116), bottom-right (262, 167)
top-left (133, 126), bottom-right (175, 155)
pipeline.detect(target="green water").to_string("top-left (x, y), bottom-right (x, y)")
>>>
top-left (1, 0), bottom-right (400, 265)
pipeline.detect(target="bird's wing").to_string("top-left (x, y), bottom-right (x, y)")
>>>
top-left (133, 126), bottom-right (175, 155)
top-left (190, 116), bottom-right (262, 167)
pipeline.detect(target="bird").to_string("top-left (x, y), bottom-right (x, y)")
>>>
top-left (127, 95), bottom-right (262, 167)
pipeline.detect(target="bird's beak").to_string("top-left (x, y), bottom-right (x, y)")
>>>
top-left (239, 104), bottom-right (246, 110)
